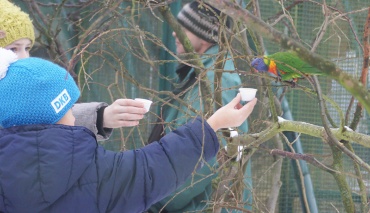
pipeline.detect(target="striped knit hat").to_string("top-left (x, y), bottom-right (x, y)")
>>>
top-left (0, 0), bottom-right (35, 48)
top-left (177, 1), bottom-right (228, 44)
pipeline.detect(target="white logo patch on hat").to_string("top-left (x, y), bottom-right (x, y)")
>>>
top-left (51, 89), bottom-right (71, 113)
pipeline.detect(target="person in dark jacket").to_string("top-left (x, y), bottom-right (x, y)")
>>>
top-left (0, 49), bottom-right (257, 213)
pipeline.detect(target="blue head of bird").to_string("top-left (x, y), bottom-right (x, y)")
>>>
top-left (251, 58), bottom-right (268, 73)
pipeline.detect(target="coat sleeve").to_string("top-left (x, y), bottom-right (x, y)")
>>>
top-left (96, 117), bottom-right (219, 213)
top-left (72, 102), bottom-right (113, 141)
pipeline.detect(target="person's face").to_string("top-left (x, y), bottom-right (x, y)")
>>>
top-left (56, 109), bottom-right (75, 126)
top-left (172, 29), bottom-right (203, 54)
top-left (4, 38), bottom-right (32, 59)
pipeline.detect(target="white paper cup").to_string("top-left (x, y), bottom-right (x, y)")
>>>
top-left (239, 88), bottom-right (257, 101)
top-left (135, 98), bottom-right (153, 112)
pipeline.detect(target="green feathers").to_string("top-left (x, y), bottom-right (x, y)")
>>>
top-left (251, 51), bottom-right (324, 82)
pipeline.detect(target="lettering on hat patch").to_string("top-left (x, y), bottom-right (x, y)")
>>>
top-left (51, 89), bottom-right (71, 113)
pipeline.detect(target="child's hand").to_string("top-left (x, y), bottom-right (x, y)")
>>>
top-left (207, 93), bottom-right (257, 132)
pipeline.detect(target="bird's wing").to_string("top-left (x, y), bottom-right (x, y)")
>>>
top-left (269, 51), bottom-right (324, 76)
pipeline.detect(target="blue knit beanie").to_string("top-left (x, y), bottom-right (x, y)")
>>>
top-left (0, 50), bottom-right (80, 128)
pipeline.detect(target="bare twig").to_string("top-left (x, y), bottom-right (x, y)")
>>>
top-left (204, 0), bottom-right (370, 115)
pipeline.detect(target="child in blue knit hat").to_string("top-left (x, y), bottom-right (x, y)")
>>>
top-left (0, 0), bottom-right (148, 141)
top-left (0, 48), bottom-right (257, 212)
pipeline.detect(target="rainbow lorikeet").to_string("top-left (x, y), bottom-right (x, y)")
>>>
top-left (250, 51), bottom-right (323, 83)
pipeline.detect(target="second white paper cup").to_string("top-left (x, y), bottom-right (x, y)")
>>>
top-left (239, 88), bottom-right (257, 101)
top-left (135, 98), bottom-right (153, 112)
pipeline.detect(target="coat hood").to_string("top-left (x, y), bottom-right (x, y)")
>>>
top-left (0, 125), bottom-right (97, 212)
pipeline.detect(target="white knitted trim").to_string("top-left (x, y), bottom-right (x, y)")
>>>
top-left (0, 48), bottom-right (18, 80)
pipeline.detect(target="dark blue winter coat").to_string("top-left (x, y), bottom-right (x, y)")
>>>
top-left (0, 117), bottom-right (219, 213)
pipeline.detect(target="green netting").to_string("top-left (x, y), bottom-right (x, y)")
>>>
top-left (20, 0), bottom-right (370, 212)
top-left (253, 0), bottom-right (370, 212)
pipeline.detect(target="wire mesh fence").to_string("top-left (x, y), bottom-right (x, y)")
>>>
top-left (23, 0), bottom-right (370, 212)
top-left (77, 0), bottom-right (370, 212)
top-left (253, 0), bottom-right (370, 212)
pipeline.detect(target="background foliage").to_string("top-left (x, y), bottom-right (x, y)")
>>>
top-left (15, 0), bottom-right (370, 212)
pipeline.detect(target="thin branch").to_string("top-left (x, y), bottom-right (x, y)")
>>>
top-left (204, 0), bottom-right (370, 115)
top-left (269, 149), bottom-right (337, 174)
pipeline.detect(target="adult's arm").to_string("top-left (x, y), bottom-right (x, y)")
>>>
top-left (72, 102), bottom-right (113, 141)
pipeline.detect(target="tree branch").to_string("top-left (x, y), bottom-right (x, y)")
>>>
top-left (204, 0), bottom-right (370, 115)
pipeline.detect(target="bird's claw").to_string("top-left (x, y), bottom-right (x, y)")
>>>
top-left (275, 76), bottom-right (282, 83)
